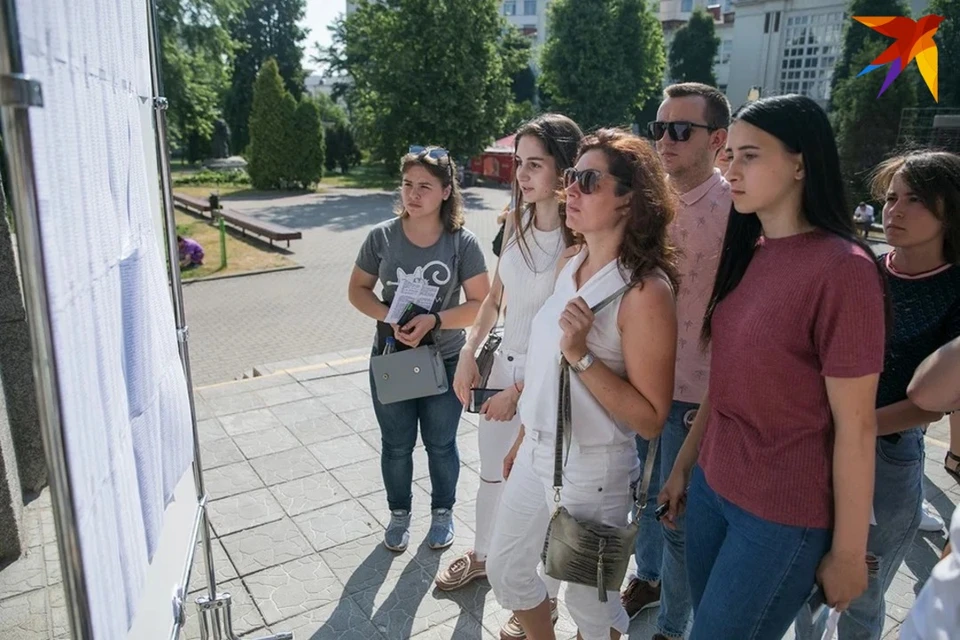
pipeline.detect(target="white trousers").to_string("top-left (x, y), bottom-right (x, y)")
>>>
top-left (476, 350), bottom-right (524, 558)
top-left (486, 430), bottom-right (640, 640)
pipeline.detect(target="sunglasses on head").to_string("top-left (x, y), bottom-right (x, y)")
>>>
top-left (562, 167), bottom-right (628, 195)
top-left (647, 121), bottom-right (716, 142)
top-left (409, 145), bottom-right (453, 177)
top-left (409, 145), bottom-right (450, 161)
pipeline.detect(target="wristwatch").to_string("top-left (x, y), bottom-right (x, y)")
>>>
top-left (570, 351), bottom-right (595, 373)
top-left (431, 312), bottom-right (442, 330)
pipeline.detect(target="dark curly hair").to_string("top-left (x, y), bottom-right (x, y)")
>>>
top-left (574, 128), bottom-right (681, 292)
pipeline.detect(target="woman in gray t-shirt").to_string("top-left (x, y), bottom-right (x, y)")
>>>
top-left (348, 147), bottom-right (489, 553)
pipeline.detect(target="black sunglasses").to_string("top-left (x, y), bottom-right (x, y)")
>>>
top-left (562, 168), bottom-right (628, 195)
top-left (647, 121), bottom-right (716, 142)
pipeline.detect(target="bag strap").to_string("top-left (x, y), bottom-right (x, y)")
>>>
top-left (427, 230), bottom-right (461, 343)
top-left (489, 208), bottom-right (517, 326)
top-left (552, 282), bottom-right (659, 516)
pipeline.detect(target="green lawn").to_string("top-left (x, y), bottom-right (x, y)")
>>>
top-left (320, 164), bottom-right (396, 190)
top-left (175, 209), bottom-right (295, 280)
top-left (169, 161), bottom-right (396, 193)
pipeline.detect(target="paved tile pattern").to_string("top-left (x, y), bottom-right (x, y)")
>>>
top-left (1, 353), bottom-right (952, 640)
top-left (181, 187), bottom-right (508, 386)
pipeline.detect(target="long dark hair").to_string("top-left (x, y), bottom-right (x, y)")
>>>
top-left (396, 148), bottom-right (464, 232)
top-left (510, 113), bottom-right (584, 267)
top-left (575, 129), bottom-right (681, 291)
top-left (870, 150), bottom-right (960, 264)
top-left (701, 94), bottom-right (887, 345)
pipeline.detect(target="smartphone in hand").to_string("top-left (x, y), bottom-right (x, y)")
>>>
top-left (467, 388), bottom-right (504, 414)
top-left (397, 303), bottom-right (431, 329)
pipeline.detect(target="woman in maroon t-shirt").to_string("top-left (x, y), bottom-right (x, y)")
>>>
top-left (659, 94), bottom-right (888, 639)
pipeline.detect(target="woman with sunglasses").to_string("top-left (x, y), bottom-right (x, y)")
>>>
top-left (348, 146), bottom-right (490, 552)
top-left (796, 150), bottom-right (960, 640)
top-left (658, 94), bottom-right (887, 639)
top-left (486, 129), bottom-right (679, 640)
top-left (435, 114), bottom-right (582, 632)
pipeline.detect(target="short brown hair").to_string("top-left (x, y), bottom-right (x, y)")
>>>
top-left (663, 82), bottom-right (731, 130)
top-left (396, 148), bottom-right (465, 232)
top-left (576, 129), bottom-right (681, 291)
top-left (870, 150), bottom-right (960, 264)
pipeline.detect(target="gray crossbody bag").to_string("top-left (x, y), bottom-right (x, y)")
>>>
top-left (541, 284), bottom-right (660, 602)
top-left (370, 232), bottom-right (461, 405)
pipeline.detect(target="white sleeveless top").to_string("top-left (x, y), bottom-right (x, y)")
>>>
top-left (518, 249), bottom-right (635, 447)
top-left (498, 214), bottom-right (564, 355)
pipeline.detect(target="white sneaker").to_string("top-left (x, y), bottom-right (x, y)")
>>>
top-left (919, 500), bottom-right (945, 533)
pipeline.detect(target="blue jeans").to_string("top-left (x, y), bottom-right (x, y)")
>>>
top-left (686, 466), bottom-right (832, 640)
top-left (634, 400), bottom-right (698, 638)
top-left (794, 429), bottom-right (924, 640)
top-left (369, 354), bottom-right (462, 512)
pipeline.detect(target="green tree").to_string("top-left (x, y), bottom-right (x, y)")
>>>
top-left (225, 0), bottom-right (307, 154)
top-left (832, 40), bottom-right (917, 205)
top-left (325, 122), bottom-right (362, 173)
top-left (156, 0), bottom-right (239, 162)
top-left (291, 99), bottom-right (325, 188)
top-left (830, 0), bottom-right (911, 110)
top-left (499, 27), bottom-right (537, 104)
top-left (328, 0), bottom-right (514, 169)
top-left (309, 94), bottom-right (361, 172)
top-left (503, 100), bottom-right (537, 136)
top-left (314, 93), bottom-right (349, 126)
top-left (539, 0), bottom-right (665, 130)
top-left (929, 0), bottom-right (960, 107)
top-left (248, 59), bottom-right (295, 189)
top-left (668, 8), bottom-right (720, 85)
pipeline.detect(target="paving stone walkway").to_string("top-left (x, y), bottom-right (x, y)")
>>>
top-left (1, 350), bottom-right (955, 639)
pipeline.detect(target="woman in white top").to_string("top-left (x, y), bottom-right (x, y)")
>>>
top-left (435, 114), bottom-right (583, 611)
top-left (486, 129), bottom-right (680, 640)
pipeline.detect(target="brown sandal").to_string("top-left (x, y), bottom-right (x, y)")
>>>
top-left (945, 451), bottom-right (960, 483)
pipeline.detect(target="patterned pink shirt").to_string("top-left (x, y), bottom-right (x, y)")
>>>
top-left (670, 169), bottom-right (730, 403)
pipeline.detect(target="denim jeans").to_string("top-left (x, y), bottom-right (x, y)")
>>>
top-left (685, 466), bottom-right (832, 640)
top-left (794, 428), bottom-right (924, 640)
top-left (369, 353), bottom-right (462, 512)
top-left (634, 400), bottom-right (698, 638)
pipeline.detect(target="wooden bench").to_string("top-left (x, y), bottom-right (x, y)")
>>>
top-left (216, 208), bottom-right (301, 247)
top-left (172, 192), bottom-right (212, 216)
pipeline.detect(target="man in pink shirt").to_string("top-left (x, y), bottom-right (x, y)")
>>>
top-left (621, 83), bottom-right (732, 640)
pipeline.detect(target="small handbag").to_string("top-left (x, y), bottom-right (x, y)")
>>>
top-left (475, 328), bottom-right (502, 387)
top-left (369, 233), bottom-right (460, 405)
top-left (540, 284), bottom-right (660, 603)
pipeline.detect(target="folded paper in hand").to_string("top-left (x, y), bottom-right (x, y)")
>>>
top-left (385, 277), bottom-right (438, 324)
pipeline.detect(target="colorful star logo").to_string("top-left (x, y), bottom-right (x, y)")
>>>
top-left (853, 15), bottom-right (944, 102)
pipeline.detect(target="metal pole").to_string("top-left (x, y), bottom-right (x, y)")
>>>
top-left (142, 2), bottom-right (223, 637)
top-left (0, 1), bottom-right (93, 639)
top-left (218, 217), bottom-right (227, 271)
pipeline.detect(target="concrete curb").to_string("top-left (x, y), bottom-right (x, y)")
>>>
top-left (182, 263), bottom-right (303, 284)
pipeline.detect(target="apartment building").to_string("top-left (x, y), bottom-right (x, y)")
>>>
top-left (725, 0), bottom-right (931, 109)
top-left (659, 0), bottom-right (736, 93)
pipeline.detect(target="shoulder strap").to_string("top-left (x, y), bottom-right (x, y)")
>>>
top-left (553, 280), bottom-right (658, 514)
top-left (438, 230), bottom-right (462, 311)
top-left (590, 283), bottom-right (632, 314)
top-left (491, 210), bottom-right (517, 319)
